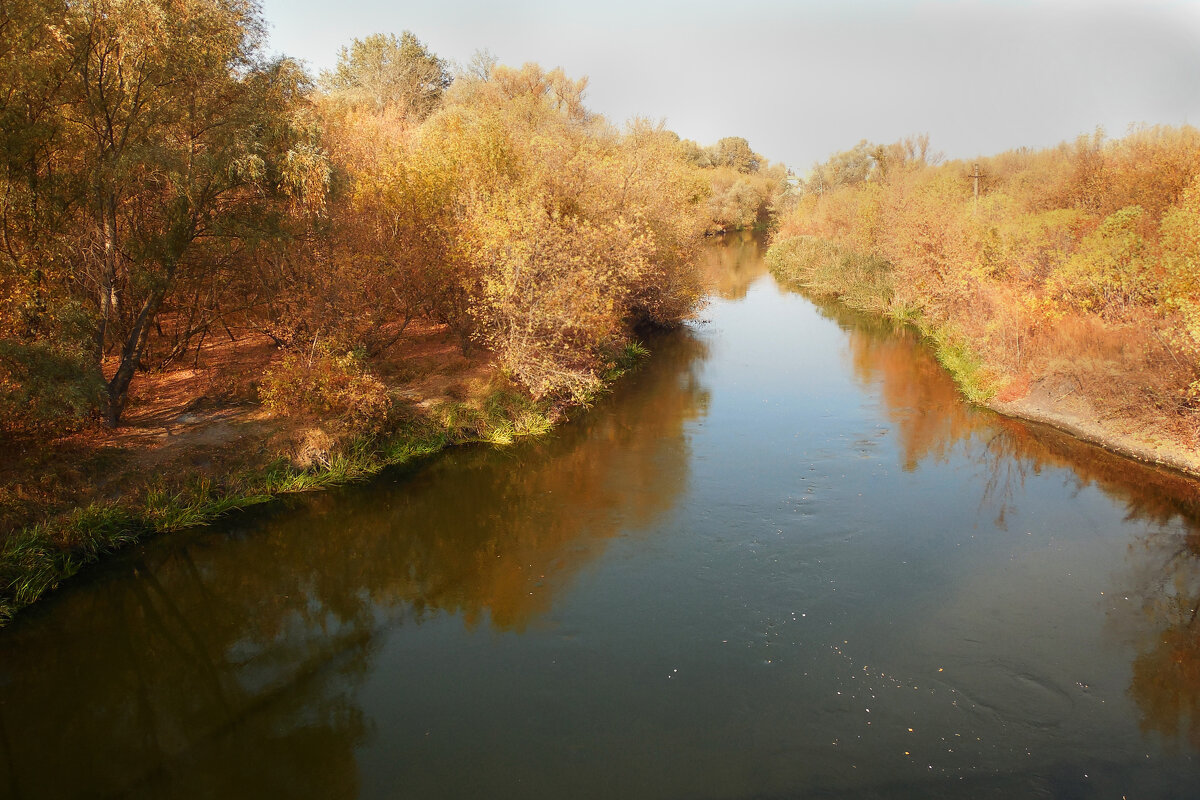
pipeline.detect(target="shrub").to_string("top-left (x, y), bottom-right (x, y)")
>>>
top-left (0, 302), bottom-right (103, 438)
top-left (1048, 205), bottom-right (1155, 316)
top-left (260, 340), bottom-right (392, 434)
top-left (766, 236), bottom-right (894, 314)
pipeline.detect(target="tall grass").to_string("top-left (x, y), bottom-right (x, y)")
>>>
top-left (0, 505), bottom-right (139, 624)
top-left (766, 236), bottom-right (894, 314)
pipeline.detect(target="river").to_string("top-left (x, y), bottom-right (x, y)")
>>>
top-left (2, 233), bottom-right (1200, 798)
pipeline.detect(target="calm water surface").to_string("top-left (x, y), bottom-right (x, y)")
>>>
top-left (4, 234), bottom-right (1200, 798)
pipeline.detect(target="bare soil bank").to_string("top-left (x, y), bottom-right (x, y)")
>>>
top-left (991, 374), bottom-right (1200, 479)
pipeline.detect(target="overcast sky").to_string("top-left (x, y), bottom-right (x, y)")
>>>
top-left (257, 0), bottom-right (1200, 171)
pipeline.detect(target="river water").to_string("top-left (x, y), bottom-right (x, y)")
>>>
top-left (3, 234), bottom-right (1200, 798)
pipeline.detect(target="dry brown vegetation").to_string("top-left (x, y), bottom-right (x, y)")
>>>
top-left (769, 126), bottom-right (1200, 473)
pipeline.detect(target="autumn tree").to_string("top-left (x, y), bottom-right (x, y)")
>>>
top-left (3, 12), bottom-right (711, 436)
top-left (59, 0), bottom-right (313, 424)
top-left (715, 136), bottom-right (759, 173)
top-left (459, 48), bottom-right (498, 83)
top-left (295, 99), bottom-right (456, 355)
top-left (0, 0), bottom-right (104, 433)
top-left (322, 32), bottom-right (451, 119)
top-left (417, 65), bottom-right (705, 398)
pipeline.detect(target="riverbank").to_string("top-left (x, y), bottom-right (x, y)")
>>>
top-left (989, 390), bottom-right (1200, 479)
top-left (0, 322), bottom-right (649, 626)
top-left (766, 236), bottom-right (1200, 480)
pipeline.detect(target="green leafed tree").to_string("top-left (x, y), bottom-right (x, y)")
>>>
top-left (62, 0), bottom-right (314, 425)
top-left (322, 32), bottom-right (451, 118)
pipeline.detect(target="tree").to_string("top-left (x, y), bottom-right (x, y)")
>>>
top-left (322, 32), bottom-right (451, 119)
top-left (63, 0), bottom-right (309, 424)
top-left (806, 140), bottom-right (875, 194)
top-left (715, 136), bottom-right (759, 173)
top-left (490, 62), bottom-right (590, 122)
top-left (415, 67), bottom-right (705, 398)
top-left (0, 0), bottom-right (103, 434)
top-left (460, 48), bottom-right (498, 83)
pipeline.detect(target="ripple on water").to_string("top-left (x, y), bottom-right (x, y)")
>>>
top-left (947, 659), bottom-right (1076, 729)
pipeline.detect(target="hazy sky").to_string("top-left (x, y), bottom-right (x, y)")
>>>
top-left (257, 0), bottom-right (1200, 171)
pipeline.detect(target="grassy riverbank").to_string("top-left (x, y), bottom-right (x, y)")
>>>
top-left (0, 340), bottom-right (648, 625)
top-left (766, 234), bottom-right (1200, 476)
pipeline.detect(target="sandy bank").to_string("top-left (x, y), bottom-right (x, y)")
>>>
top-left (989, 373), bottom-right (1200, 480)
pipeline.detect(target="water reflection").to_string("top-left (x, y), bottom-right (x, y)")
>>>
top-left (806, 291), bottom-right (1200, 756)
top-left (313, 331), bottom-right (710, 632)
top-left (0, 544), bottom-right (375, 798)
top-left (808, 296), bottom-right (1200, 529)
top-left (6, 234), bottom-right (1200, 798)
top-left (699, 230), bottom-right (769, 300)
top-left (0, 332), bottom-right (710, 798)
top-left (1126, 525), bottom-right (1200, 751)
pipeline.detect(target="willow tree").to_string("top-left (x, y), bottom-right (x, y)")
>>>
top-left (421, 64), bottom-right (706, 400)
top-left (321, 32), bottom-right (451, 119)
top-left (63, 0), bottom-right (308, 424)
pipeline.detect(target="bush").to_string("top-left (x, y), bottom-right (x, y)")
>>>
top-left (1048, 205), bottom-right (1154, 316)
top-left (0, 302), bottom-right (103, 438)
top-left (766, 236), bottom-right (894, 313)
top-left (260, 341), bottom-right (392, 433)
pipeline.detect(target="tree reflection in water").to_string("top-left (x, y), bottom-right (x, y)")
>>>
top-left (808, 292), bottom-right (1200, 755)
top-left (699, 229), bottom-right (769, 301)
top-left (0, 331), bottom-right (710, 799)
top-left (6, 237), bottom-right (1200, 798)
top-left (1126, 524), bottom-right (1200, 751)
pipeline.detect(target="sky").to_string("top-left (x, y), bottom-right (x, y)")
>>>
top-left (257, 0), bottom-right (1200, 171)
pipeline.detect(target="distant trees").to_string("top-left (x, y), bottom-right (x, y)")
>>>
top-left (803, 135), bottom-right (941, 195)
top-left (715, 136), bottom-right (759, 173)
top-left (681, 136), bottom-right (760, 173)
top-left (680, 136), bottom-right (785, 232)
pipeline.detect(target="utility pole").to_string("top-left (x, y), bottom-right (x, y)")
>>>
top-left (972, 163), bottom-right (981, 210)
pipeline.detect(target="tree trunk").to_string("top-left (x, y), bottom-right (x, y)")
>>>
top-left (96, 190), bottom-right (119, 362)
top-left (105, 277), bottom-right (169, 426)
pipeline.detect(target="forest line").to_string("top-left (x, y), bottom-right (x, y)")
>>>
top-left (0, 1), bottom-right (782, 435)
top-left (7, 0), bottom-right (1199, 624)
